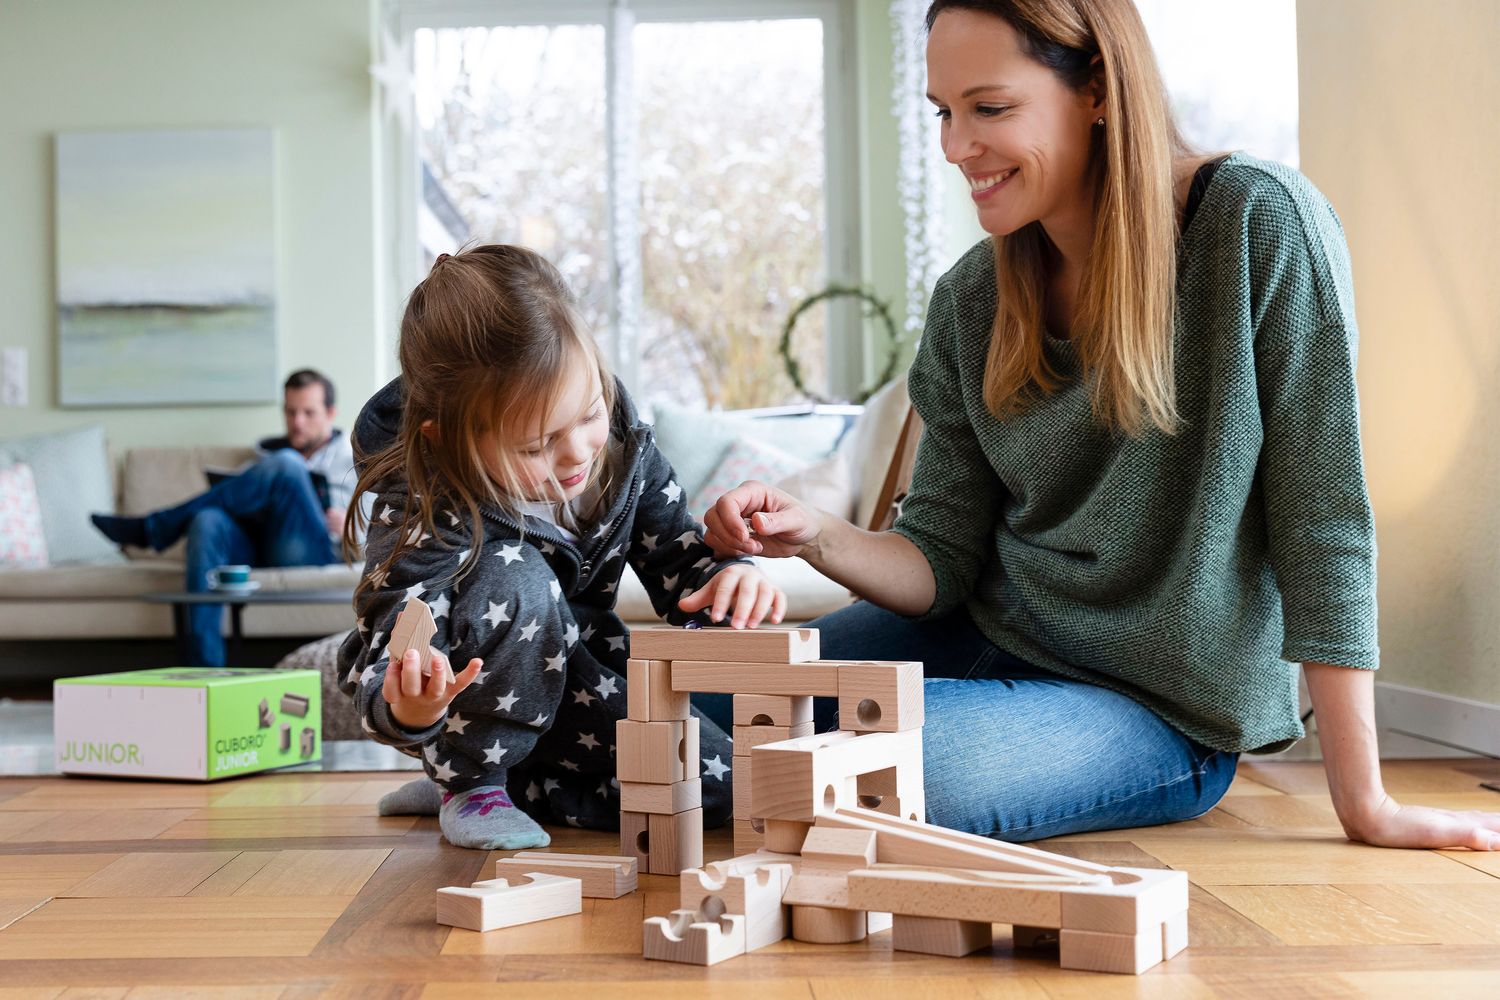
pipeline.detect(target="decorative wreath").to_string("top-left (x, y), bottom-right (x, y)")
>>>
top-left (779, 284), bottom-right (902, 405)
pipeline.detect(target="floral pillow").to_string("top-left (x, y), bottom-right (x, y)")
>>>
top-left (0, 462), bottom-right (50, 569)
top-left (689, 437), bottom-right (810, 518)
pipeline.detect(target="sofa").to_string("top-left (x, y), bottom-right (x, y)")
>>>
top-left (0, 379), bottom-right (913, 658)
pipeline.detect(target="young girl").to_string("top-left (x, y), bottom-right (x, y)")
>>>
top-left (337, 244), bottom-right (785, 850)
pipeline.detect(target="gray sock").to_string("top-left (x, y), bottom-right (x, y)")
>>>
top-left (377, 777), bottom-right (443, 816)
top-left (438, 783), bottom-right (551, 851)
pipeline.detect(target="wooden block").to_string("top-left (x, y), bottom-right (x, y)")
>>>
top-left (734, 694), bottom-right (813, 728)
top-left (1013, 925), bottom-right (1059, 948)
top-left (1161, 909), bottom-right (1188, 959)
top-left (669, 660), bottom-right (841, 696)
top-left (891, 914), bottom-right (993, 957)
top-left (750, 730), bottom-right (923, 822)
top-left (847, 867), bottom-right (1062, 926)
top-left (620, 810), bottom-right (650, 869)
top-left (732, 820), bottom-right (764, 854)
top-left (817, 807), bottom-right (1112, 877)
top-left (388, 596), bottom-right (438, 668)
top-left (680, 862), bottom-right (793, 951)
top-left (627, 658), bottom-right (691, 721)
top-left (620, 778), bottom-right (701, 815)
top-left (1059, 927), bottom-right (1164, 974)
top-left (279, 693), bottom-right (310, 717)
top-left (732, 757), bottom-right (753, 818)
top-left (854, 767), bottom-right (910, 818)
top-left (733, 720), bottom-right (813, 753)
top-left (763, 818), bottom-right (810, 853)
top-left (1058, 866), bottom-right (1190, 933)
top-left (837, 661), bottom-right (923, 732)
top-left (278, 724), bottom-right (291, 752)
top-left (783, 867), bottom-right (854, 908)
top-left (648, 807), bottom-right (704, 875)
top-left (493, 852), bottom-right (637, 899)
top-left (697, 848), bottom-right (803, 879)
top-left (800, 827), bottom-right (876, 866)
top-left (631, 625), bottom-right (819, 663)
top-left (791, 904), bottom-right (867, 943)
top-left (435, 872), bottom-right (582, 932)
top-left (643, 909), bottom-right (746, 966)
top-left (616, 718), bottom-right (700, 784)
top-left (299, 727), bottom-right (316, 758)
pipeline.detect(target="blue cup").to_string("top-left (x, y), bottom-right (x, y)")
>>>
top-left (209, 565), bottom-right (252, 588)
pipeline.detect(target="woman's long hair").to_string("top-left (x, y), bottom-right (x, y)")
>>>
top-left (927, 0), bottom-right (1190, 435)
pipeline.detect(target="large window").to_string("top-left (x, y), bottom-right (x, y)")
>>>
top-left (406, 1), bottom-right (853, 410)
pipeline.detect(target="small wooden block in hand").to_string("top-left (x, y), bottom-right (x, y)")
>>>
top-left (389, 597), bottom-right (442, 683)
top-left (435, 872), bottom-right (582, 932)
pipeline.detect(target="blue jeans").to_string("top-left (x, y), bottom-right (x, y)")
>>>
top-left (696, 601), bottom-right (1238, 841)
top-left (147, 450), bottom-right (337, 666)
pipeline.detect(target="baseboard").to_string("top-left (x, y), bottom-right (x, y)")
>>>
top-left (1374, 681), bottom-right (1500, 757)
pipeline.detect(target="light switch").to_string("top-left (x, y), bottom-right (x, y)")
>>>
top-left (2, 347), bottom-right (27, 407)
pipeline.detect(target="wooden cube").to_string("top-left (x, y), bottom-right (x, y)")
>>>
top-left (627, 658), bottom-right (692, 721)
top-left (837, 661), bottom-right (923, 733)
top-left (620, 778), bottom-right (701, 815)
top-left (892, 915), bottom-right (993, 957)
top-left (733, 694), bottom-right (813, 728)
top-left (616, 718), bottom-right (700, 784)
top-left (631, 625), bottom-right (820, 663)
top-left (648, 807), bottom-right (704, 875)
top-left (1059, 927), bottom-right (1165, 974)
top-left (620, 810), bottom-right (650, 869)
top-left (732, 720), bottom-right (813, 754)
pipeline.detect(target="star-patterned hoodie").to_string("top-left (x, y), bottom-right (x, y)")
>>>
top-left (336, 376), bottom-right (738, 830)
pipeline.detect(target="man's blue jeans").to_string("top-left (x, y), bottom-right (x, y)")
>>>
top-left (145, 450), bottom-right (337, 666)
top-left (695, 600), bottom-right (1238, 842)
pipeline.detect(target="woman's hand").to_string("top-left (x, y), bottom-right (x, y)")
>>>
top-left (1339, 793), bottom-right (1500, 851)
top-left (383, 646), bottom-right (483, 730)
top-left (677, 562), bottom-right (787, 629)
top-left (702, 480), bottom-right (825, 559)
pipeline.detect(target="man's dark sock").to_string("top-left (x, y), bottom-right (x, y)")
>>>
top-left (91, 513), bottom-right (150, 549)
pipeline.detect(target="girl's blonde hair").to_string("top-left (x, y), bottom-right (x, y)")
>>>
top-left (926, 0), bottom-right (1190, 436)
top-left (345, 245), bottom-right (617, 599)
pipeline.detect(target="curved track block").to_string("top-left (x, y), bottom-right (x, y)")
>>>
top-left (435, 872), bottom-right (582, 932)
top-left (493, 852), bottom-right (637, 899)
top-left (680, 862), bottom-right (793, 952)
top-left (643, 910), bottom-right (747, 965)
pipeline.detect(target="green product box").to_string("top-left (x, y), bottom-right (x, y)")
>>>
top-left (54, 667), bottom-right (322, 780)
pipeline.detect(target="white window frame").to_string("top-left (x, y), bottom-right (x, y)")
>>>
top-left (385, 0), bottom-right (861, 403)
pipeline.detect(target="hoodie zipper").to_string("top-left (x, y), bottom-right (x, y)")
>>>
top-left (477, 466), bottom-right (641, 592)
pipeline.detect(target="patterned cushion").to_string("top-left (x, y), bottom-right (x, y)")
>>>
top-left (688, 436), bottom-right (809, 517)
top-left (0, 463), bottom-right (50, 568)
top-left (0, 424), bottom-right (122, 565)
top-left (650, 402), bottom-right (849, 501)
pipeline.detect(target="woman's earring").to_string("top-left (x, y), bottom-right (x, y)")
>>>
top-left (1095, 117), bottom-right (1105, 126)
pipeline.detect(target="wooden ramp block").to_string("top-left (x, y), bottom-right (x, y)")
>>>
top-left (627, 658), bottom-right (691, 721)
top-left (670, 660), bottom-right (840, 697)
top-left (648, 807), bottom-right (704, 875)
top-left (644, 909), bottom-right (747, 966)
top-left (891, 914), bottom-right (993, 957)
top-left (750, 730), bottom-right (923, 823)
top-left (435, 873), bottom-right (582, 932)
top-left (800, 827), bottom-right (876, 867)
top-left (818, 807), bottom-right (1111, 877)
top-left (620, 811), bottom-right (650, 870)
top-left (631, 625), bottom-right (819, 663)
top-left (492, 852), bottom-right (637, 899)
top-left (837, 662), bottom-right (923, 732)
top-left (733, 694), bottom-right (813, 728)
top-left (680, 862), bottom-right (793, 951)
top-left (791, 903), bottom-right (867, 943)
top-left (616, 718), bottom-right (699, 784)
top-left (733, 720), bottom-right (813, 753)
top-left (845, 867), bottom-right (1068, 927)
top-left (1059, 926), bottom-right (1164, 974)
top-left (620, 778), bottom-right (701, 815)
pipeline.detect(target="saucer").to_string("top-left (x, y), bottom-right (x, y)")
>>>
top-left (210, 580), bottom-right (261, 595)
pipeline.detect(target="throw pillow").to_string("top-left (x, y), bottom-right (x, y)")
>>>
top-left (0, 424), bottom-right (123, 565)
top-left (0, 463), bottom-right (51, 569)
top-left (849, 377), bottom-right (914, 530)
top-left (689, 437), bottom-right (810, 517)
top-left (774, 449), bottom-right (855, 522)
top-left (650, 401), bottom-right (849, 500)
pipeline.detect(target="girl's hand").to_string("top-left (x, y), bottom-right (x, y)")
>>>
top-left (703, 480), bottom-right (825, 559)
top-left (677, 563), bottom-right (787, 629)
top-left (1342, 793), bottom-right (1500, 851)
top-left (383, 646), bottom-right (483, 730)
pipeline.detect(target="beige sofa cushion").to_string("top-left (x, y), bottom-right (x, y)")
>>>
top-left (118, 445), bottom-right (259, 560)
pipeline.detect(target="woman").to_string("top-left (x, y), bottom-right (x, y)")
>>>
top-left (705, 0), bottom-right (1500, 850)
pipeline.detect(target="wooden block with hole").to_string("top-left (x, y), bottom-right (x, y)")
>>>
top-left (669, 660), bottom-right (841, 696)
top-left (627, 658), bottom-right (691, 721)
top-left (647, 806), bottom-right (704, 874)
top-left (620, 810), bottom-right (650, 869)
top-left (733, 694), bottom-right (813, 728)
top-left (733, 720), bottom-right (813, 753)
top-left (644, 909), bottom-right (746, 966)
top-left (749, 729), bottom-right (923, 823)
top-left (616, 717), bottom-right (699, 784)
top-left (435, 872), bottom-right (582, 931)
top-left (620, 778), bottom-right (701, 815)
top-left (1058, 927), bottom-right (1164, 974)
top-left (680, 862), bottom-right (793, 951)
top-left (891, 914), bottom-right (993, 957)
top-left (733, 819), bottom-right (765, 854)
top-left (837, 661), bottom-right (923, 732)
top-left (631, 625), bottom-right (819, 663)
top-left (492, 852), bottom-right (637, 899)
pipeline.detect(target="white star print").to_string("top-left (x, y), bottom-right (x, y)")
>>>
top-left (559, 760), bottom-right (580, 772)
top-left (601, 581), bottom-right (616, 594)
top-left (360, 665), bottom-right (379, 686)
top-left (549, 580), bottom-right (562, 601)
top-left (703, 755), bottom-right (731, 780)
top-left (483, 740), bottom-right (507, 764)
top-left (663, 574), bottom-right (678, 591)
top-left (498, 543), bottom-right (524, 565)
top-left (446, 511), bottom-right (460, 528)
top-left (639, 533), bottom-right (659, 552)
top-left (577, 732), bottom-right (600, 751)
top-left (495, 690), bottom-right (519, 712)
top-left (595, 781), bottom-right (609, 798)
top-left (526, 781), bottom-right (542, 802)
top-left (544, 650), bottom-right (566, 672)
top-left (367, 568), bottom-right (389, 590)
top-left (444, 714), bottom-right (469, 735)
top-left (404, 525), bottom-right (432, 547)
top-left (455, 549), bottom-right (470, 565)
top-left (606, 635), bottom-right (626, 652)
top-left (593, 522), bottom-right (610, 540)
top-left (472, 669), bottom-right (489, 686)
top-left (529, 713), bottom-right (549, 727)
top-left (673, 529), bottom-right (697, 549)
top-left (356, 618), bottom-right (369, 635)
top-left (662, 481), bottom-right (682, 504)
top-left (604, 544), bottom-right (623, 563)
top-left (432, 759), bottom-right (457, 782)
top-left (692, 557), bottom-right (712, 571)
top-left (377, 505), bottom-right (394, 525)
top-left (563, 623), bottom-right (579, 646)
top-left (428, 592), bottom-right (451, 619)
top-left (484, 601), bottom-right (511, 628)
top-left (543, 778), bottom-right (560, 795)
top-left (403, 582), bottom-right (425, 603)
top-left (360, 715), bottom-right (376, 736)
top-left (581, 624), bottom-right (596, 642)
top-left (370, 631), bottom-right (386, 651)
top-left (518, 619), bottom-right (541, 642)
top-left (571, 687), bottom-right (597, 707)
top-left (423, 744), bottom-right (439, 764)
top-left (540, 541), bottom-right (556, 555)
top-left (594, 675), bottom-right (619, 699)
top-left (345, 663), bottom-right (360, 685)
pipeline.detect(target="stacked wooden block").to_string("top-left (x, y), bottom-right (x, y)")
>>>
top-left (618, 654), bottom-right (703, 875)
top-left (435, 852), bottom-right (637, 932)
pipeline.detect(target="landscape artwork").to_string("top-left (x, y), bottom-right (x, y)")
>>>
top-left (55, 128), bottom-right (278, 406)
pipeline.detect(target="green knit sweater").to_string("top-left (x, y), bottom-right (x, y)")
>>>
top-left (892, 153), bottom-right (1377, 754)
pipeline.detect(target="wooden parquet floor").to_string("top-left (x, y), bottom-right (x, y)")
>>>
top-left (1, 758), bottom-right (1498, 999)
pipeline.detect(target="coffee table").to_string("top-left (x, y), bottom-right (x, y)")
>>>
top-left (141, 589), bottom-right (354, 667)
